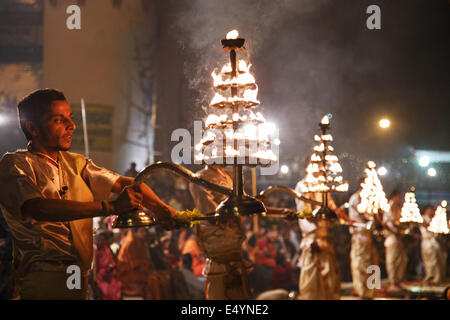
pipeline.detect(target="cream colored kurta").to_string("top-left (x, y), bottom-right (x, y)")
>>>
top-left (0, 149), bottom-right (119, 299)
top-left (420, 215), bottom-right (447, 284)
top-left (188, 166), bottom-right (252, 300)
top-left (294, 178), bottom-right (340, 300)
top-left (383, 201), bottom-right (407, 286)
top-left (348, 191), bottom-right (378, 298)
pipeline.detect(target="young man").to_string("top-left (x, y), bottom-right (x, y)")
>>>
top-left (347, 184), bottom-right (378, 299)
top-left (294, 171), bottom-right (341, 300)
top-left (383, 190), bottom-right (407, 290)
top-left (420, 205), bottom-right (447, 285)
top-left (0, 89), bottom-right (177, 299)
top-left (188, 165), bottom-right (253, 300)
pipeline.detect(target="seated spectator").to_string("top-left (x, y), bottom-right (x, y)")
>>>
top-left (117, 228), bottom-right (163, 299)
top-left (181, 229), bottom-right (206, 278)
top-left (180, 254), bottom-right (205, 299)
top-left (94, 230), bottom-right (122, 300)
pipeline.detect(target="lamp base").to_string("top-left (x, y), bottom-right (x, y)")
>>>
top-left (312, 206), bottom-right (337, 220)
top-left (112, 210), bottom-right (158, 228)
top-left (216, 195), bottom-right (266, 217)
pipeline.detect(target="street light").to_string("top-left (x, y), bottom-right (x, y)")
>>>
top-left (280, 165), bottom-right (289, 174)
top-left (427, 167), bottom-right (437, 177)
top-left (379, 118), bottom-right (390, 129)
top-left (378, 166), bottom-right (388, 176)
top-left (419, 156), bottom-right (430, 167)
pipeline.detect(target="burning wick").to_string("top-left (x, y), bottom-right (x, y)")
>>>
top-left (321, 115), bottom-right (329, 125)
top-left (226, 30), bottom-right (239, 40)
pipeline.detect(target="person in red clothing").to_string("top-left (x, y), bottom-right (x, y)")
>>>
top-left (181, 228), bottom-right (206, 278)
top-left (271, 252), bottom-right (296, 291)
top-left (94, 230), bottom-right (122, 300)
top-left (254, 225), bottom-right (279, 291)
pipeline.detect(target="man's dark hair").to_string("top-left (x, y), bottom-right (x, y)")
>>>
top-left (17, 89), bottom-right (67, 140)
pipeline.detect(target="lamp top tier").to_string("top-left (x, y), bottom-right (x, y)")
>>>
top-left (221, 29), bottom-right (245, 51)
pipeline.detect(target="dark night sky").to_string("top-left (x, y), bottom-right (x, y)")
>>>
top-left (171, 0), bottom-right (449, 188)
top-left (0, 0), bottom-right (448, 191)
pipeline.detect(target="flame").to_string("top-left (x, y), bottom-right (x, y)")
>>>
top-left (314, 143), bottom-right (325, 152)
top-left (211, 71), bottom-right (223, 87)
top-left (329, 162), bottom-right (343, 173)
top-left (210, 92), bottom-right (226, 105)
top-left (427, 201), bottom-right (449, 234)
top-left (325, 155), bottom-right (338, 162)
top-left (321, 115), bottom-right (329, 125)
top-left (243, 87), bottom-right (259, 103)
top-left (238, 60), bottom-right (251, 73)
top-left (255, 112), bottom-right (265, 122)
top-left (221, 63), bottom-right (232, 74)
top-left (226, 30), bottom-right (239, 40)
top-left (237, 72), bottom-right (256, 86)
top-left (367, 161), bottom-right (376, 169)
top-left (357, 164), bottom-right (390, 215)
top-left (205, 114), bottom-right (219, 127)
top-left (399, 191), bottom-right (423, 223)
top-left (335, 183), bottom-right (349, 192)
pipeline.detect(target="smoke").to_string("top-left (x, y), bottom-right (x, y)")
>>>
top-left (172, 0), bottom-right (330, 112)
top-left (168, 0), bottom-right (450, 191)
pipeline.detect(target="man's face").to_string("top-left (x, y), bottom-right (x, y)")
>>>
top-left (36, 100), bottom-right (76, 151)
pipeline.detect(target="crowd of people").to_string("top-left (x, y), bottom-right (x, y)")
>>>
top-left (0, 89), bottom-right (448, 301)
top-left (70, 164), bottom-right (447, 300)
top-left (0, 161), bottom-right (448, 300)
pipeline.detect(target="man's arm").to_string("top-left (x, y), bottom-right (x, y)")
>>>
top-left (21, 181), bottom-right (143, 222)
top-left (22, 198), bottom-right (107, 222)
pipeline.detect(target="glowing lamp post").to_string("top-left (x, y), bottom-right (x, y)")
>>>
top-left (298, 115), bottom-right (349, 219)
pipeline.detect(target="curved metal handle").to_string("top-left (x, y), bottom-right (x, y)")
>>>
top-left (135, 162), bottom-right (233, 197)
top-left (258, 185), bottom-right (322, 206)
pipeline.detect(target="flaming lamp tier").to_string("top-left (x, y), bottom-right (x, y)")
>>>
top-left (299, 115), bottom-right (348, 219)
top-left (357, 161), bottom-right (390, 216)
top-left (427, 201), bottom-right (449, 234)
top-left (195, 30), bottom-right (277, 167)
top-left (195, 30), bottom-right (277, 217)
top-left (400, 188), bottom-right (424, 224)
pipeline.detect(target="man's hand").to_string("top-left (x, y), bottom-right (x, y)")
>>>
top-left (110, 185), bottom-right (144, 214)
top-left (280, 208), bottom-right (298, 220)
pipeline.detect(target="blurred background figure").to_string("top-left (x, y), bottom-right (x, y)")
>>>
top-left (180, 253), bottom-right (205, 299)
top-left (124, 162), bottom-right (139, 178)
top-left (94, 230), bottom-right (121, 300)
top-left (347, 182), bottom-right (378, 299)
top-left (188, 165), bottom-right (252, 300)
top-left (117, 228), bottom-right (163, 300)
top-left (294, 168), bottom-right (341, 300)
top-left (383, 190), bottom-right (407, 291)
top-left (180, 228), bottom-right (206, 279)
top-left (420, 205), bottom-right (448, 285)
top-left (0, 208), bottom-right (13, 300)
